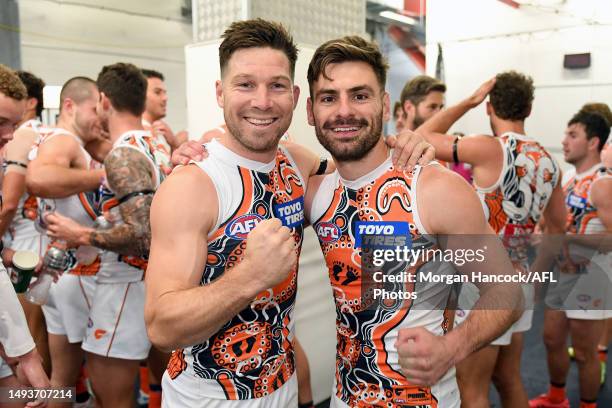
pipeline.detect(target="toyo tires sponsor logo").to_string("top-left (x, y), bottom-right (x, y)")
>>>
top-left (225, 214), bottom-right (263, 240)
top-left (316, 222), bottom-right (341, 243)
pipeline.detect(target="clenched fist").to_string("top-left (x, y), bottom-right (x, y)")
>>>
top-left (243, 218), bottom-right (297, 291)
top-left (396, 326), bottom-right (456, 386)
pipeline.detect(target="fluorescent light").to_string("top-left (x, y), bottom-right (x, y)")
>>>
top-left (379, 10), bottom-right (417, 25)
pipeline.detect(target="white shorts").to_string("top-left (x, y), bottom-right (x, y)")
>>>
top-left (161, 371), bottom-right (298, 408)
top-left (545, 254), bottom-right (612, 320)
top-left (0, 358), bottom-right (12, 379)
top-left (456, 283), bottom-right (534, 346)
top-left (42, 274), bottom-right (96, 343)
top-left (82, 281), bottom-right (150, 360)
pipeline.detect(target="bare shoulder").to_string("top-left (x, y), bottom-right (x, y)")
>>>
top-left (104, 146), bottom-right (157, 197)
top-left (151, 164), bottom-right (218, 235)
top-left (417, 164), bottom-right (487, 234)
top-left (591, 176), bottom-right (612, 208)
top-left (5, 128), bottom-right (37, 162)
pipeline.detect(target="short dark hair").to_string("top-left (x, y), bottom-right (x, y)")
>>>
top-left (580, 102), bottom-right (612, 127)
top-left (97, 63), bottom-right (147, 116)
top-left (219, 18), bottom-right (298, 80)
top-left (399, 75), bottom-right (446, 108)
top-left (307, 36), bottom-right (388, 97)
top-left (17, 71), bottom-right (46, 118)
top-left (59, 77), bottom-right (97, 113)
top-left (141, 69), bottom-right (164, 81)
top-left (489, 71), bottom-right (534, 121)
top-left (0, 64), bottom-right (27, 101)
top-left (568, 111), bottom-right (610, 152)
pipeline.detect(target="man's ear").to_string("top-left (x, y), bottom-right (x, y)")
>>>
top-left (486, 101), bottom-right (492, 116)
top-left (26, 97), bottom-right (37, 112)
top-left (306, 97), bottom-right (315, 126)
top-left (383, 92), bottom-right (391, 122)
top-left (403, 100), bottom-right (415, 120)
top-left (100, 92), bottom-right (111, 112)
top-left (215, 80), bottom-right (224, 109)
top-left (588, 135), bottom-right (602, 152)
top-left (292, 85), bottom-right (300, 110)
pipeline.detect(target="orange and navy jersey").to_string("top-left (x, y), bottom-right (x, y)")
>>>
top-left (310, 158), bottom-right (458, 407)
top-left (476, 132), bottom-right (560, 269)
top-left (168, 139), bottom-right (305, 400)
top-left (564, 164), bottom-right (609, 235)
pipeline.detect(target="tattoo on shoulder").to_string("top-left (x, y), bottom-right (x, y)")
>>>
top-left (90, 147), bottom-right (156, 257)
top-left (104, 147), bottom-right (156, 198)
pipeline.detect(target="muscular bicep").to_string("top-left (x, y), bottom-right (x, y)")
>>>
top-left (28, 136), bottom-right (73, 169)
top-left (418, 166), bottom-right (516, 288)
top-left (145, 166), bottom-right (217, 309)
top-left (591, 178), bottom-right (612, 232)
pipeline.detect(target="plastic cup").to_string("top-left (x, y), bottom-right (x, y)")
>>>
top-left (10, 250), bottom-right (40, 293)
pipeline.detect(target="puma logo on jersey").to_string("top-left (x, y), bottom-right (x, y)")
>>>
top-left (317, 222), bottom-right (341, 243)
top-left (225, 214), bottom-right (263, 240)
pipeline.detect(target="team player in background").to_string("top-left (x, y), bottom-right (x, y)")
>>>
top-left (569, 102), bottom-right (612, 387)
top-left (43, 63), bottom-right (164, 408)
top-left (27, 76), bottom-right (104, 408)
top-left (0, 63), bottom-right (50, 407)
top-left (304, 35), bottom-right (522, 408)
top-left (141, 69), bottom-right (186, 175)
top-left (530, 111), bottom-right (610, 408)
top-left (417, 71), bottom-right (567, 408)
top-left (0, 70), bottom-right (51, 375)
top-left (398, 75), bottom-right (446, 132)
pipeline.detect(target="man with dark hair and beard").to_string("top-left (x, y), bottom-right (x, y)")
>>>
top-left (399, 75), bottom-right (446, 131)
top-left (304, 36), bottom-right (523, 408)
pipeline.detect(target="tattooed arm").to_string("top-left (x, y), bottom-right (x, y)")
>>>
top-left (46, 146), bottom-right (156, 257)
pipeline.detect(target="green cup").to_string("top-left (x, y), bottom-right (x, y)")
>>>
top-left (10, 250), bottom-right (40, 293)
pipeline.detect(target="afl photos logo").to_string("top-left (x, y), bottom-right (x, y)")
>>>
top-left (225, 214), bottom-right (263, 240)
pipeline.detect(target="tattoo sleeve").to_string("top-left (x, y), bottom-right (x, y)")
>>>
top-left (89, 147), bottom-right (156, 258)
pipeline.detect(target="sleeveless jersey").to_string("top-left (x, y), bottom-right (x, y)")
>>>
top-left (476, 132), bottom-right (560, 270)
top-left (142, 119), bottom-right (172, 176)
top-left (32, 128), bottom-right (101, 276)
top-left (96, 130), bottom-right (163, 283)
top-left (166, 139), bottom-right (305, 400)
top-left (564, 163), bottom-right (609, 236)
top-left (310, 157), bottom-right (458, 408)
top-left (2, 120), bottom-right (44, 244)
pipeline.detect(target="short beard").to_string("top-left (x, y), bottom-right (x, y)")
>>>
top-left (314, 112), bottom-right (383, 162)
top-left (224, 114), bottom-right (283, 153)
top-left (412, 112), bottom-right (425, 128)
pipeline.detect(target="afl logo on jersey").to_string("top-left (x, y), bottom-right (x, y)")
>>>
top-left (317, 222), bottom-right (341, 243)
top-left (225, 214), bottom-right (263, 240)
